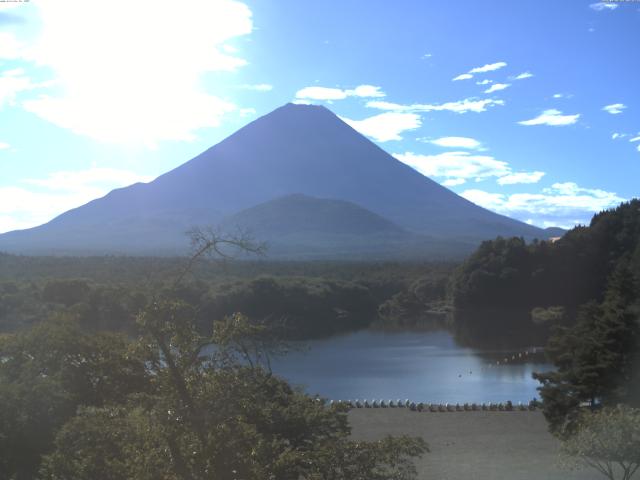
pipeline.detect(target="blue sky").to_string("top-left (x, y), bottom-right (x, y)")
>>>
top-left (1, 0), bottom-right (639, 233)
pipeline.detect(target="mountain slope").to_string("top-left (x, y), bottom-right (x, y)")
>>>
top-left (220, 194), bottom-right (478, 259)
top-left (543, 227), bottom-right (566, 238)
top-left (0, 103), bottom-right (547, 256)
top-left (222, 193), bottom-right (406, 237)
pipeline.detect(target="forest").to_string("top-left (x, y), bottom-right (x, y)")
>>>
top-left (0, 253), bottom-right (454, 339)
top-left (0, 233), bottom-right (433, 479)
top-left (449, 200), bottom-right (640, 436)
top-left (1, 201), bottom-right (639, 478)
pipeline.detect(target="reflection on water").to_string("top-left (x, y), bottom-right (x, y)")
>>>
top-left (270, 330), bottom-right (552, 403)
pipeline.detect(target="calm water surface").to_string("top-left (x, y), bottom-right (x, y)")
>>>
top-left (270, 330), bottom-right (552, 404)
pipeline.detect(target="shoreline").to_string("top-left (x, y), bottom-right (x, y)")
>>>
top-left (330, 399), bottom-right (539, 411)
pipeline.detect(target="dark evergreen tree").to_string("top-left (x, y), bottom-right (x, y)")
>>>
top-left (534, 262), bottom-right (639, 436)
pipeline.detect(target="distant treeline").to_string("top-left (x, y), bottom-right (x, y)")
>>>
top-left (0, 254), bottom-right (454, 339)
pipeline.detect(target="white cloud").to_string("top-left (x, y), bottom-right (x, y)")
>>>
top-left (239, 107), bottom-right (256, 117)
top-left (442, 178), bottom-right (466, 187)
top-left (610, 132), bottom-right (640, 152)
top-left (0, 3), bottom-right (24, 10)
top-left (461, 182), bottom-right (624, 227)
top-left (553, 93), bottom-right (564, 98)
top-left (484, 83), bottom-right (510, 94)
top-left (496, 171), bottom-right (545, 185)
top-left (296, 86), bottom-right (349, 101)
top-left (341, 112), bottom-right (421, 142)
top-left (367, 97), bottom-right (504, 114)
top-left (513, 72), bottom-right (533, 80)
top-left (0, 142), bottom-right (10, 150)
top-left (0, 32), bottom-right (25, 60)
top-left (24, 93), bottom-right (236, 147)
top-left (602, 103), bottom-right (626, 115)
top-left (590, 2), bottom-right (618, 11)
top-left (395, 151), bottom-right (546, 187)
top-left (25, 168), bottom-right (153, 191)
top-left (395, 151), bottom-right (505, 183)
top-left (0, 68), bottom-right (42, 108)
top-left (0, 167), bottom-right (153, 233)
top-left (461, 189), bottom-right (505, 209)
top-left (429, 98), bottom-right (505, 114)
top-left (366, 101), bottom-right (407, 111)
top-left (469, 62), bottom-right (507, 74)
top-left (428, 136), bottom-right (482, 149)
top-left (222, 44), bottom-right (238, 53)
top-left (15, 0), bottom-right (254, 146)
top-left (351, 85), bottom-right (385, 98)
top-left (518, 109), bottom-right (580, 126)
top-left (238, 83), bottom-right (273, 91)
top-left (2, 68), bottom-right (25, 77)
top-left (451, 62), bottom-right (507, 82)
top-left (476, 79), bottom-right (492, 85)
top-left (295, 84), bottom-right (385, 101)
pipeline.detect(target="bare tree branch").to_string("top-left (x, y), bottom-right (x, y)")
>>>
top-left (171, 226), bottom-right (266, 290)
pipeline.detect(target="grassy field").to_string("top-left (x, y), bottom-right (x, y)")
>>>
top-left (349, 409), bottom-right (602, 480)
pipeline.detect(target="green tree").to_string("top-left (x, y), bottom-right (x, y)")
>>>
top-left (3, 229), bottom-right (428, 479)
top-left (42, 279), bottom-right (91, 307)
top-left (40, 305), bottom-right (427, 480)
top-left (377, 274), bottom-right (449, 329)
top-left (199, 276), bottom-right (377, 339)
top-left (561, 405), bottom-right (640, 480)
top-left (0, 317), bottom-right (149, 480)
top-left (449, 200), bottom-right (640, 348)
top-left (534, 263), bottom-right (639, 436)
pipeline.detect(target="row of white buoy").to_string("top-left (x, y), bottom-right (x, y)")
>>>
top-left (325, 399), bottom-right (539, 412)
top-left (449, 347), bottom-right (545, 379)
top-left (488, 347), bottom-right (541, 368)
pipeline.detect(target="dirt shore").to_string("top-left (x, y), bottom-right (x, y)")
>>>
top-left (348, 409), bottom-right (601, 480)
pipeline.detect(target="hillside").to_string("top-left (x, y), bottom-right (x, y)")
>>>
top-left (220, 194), bottom-right (481, 259)
top-left (222, 194), bottom-right (406, 237)
top-left (448, 199), bottom-right (640, 346)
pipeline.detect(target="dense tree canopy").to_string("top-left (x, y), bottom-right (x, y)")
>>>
top-left (0, 228), bottom-right (429, 479)
top-left (0, 318), bottom-right (150, 479)
top-left (449, 200), bottom-right (640, 347)
top-left (377, 273), bottom-right (450, 329)
top-left (534, 262), bottom-right (640, 435)
top-left (0, 253), bottom-right (450, 339)
top-left (0, 309), bottom-right (427, 479)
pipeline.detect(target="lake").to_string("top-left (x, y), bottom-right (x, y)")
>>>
top-left (269, 330), bottom-right (552, 404)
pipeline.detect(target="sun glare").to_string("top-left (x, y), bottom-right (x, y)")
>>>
top-left (21, 0), bottom-right (252, 146)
